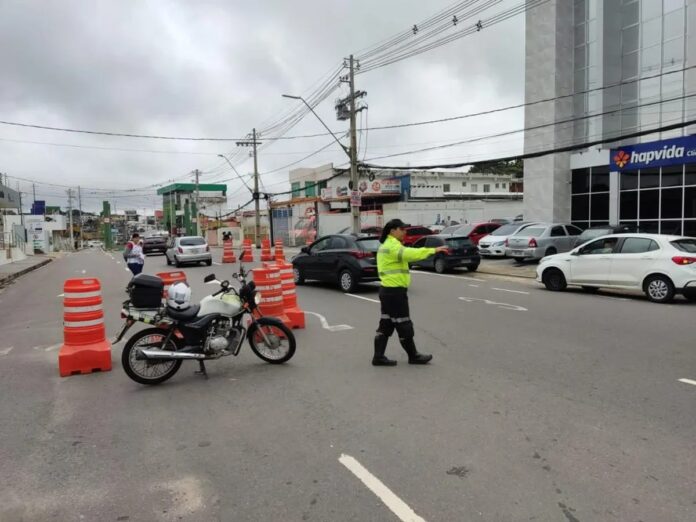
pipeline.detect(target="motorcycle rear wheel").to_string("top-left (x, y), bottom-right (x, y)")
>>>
top-left (122, 328), bottom-right (183, 385)
top-left (248, 319), bottom-right (296, 364)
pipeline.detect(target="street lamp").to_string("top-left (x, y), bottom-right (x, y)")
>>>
top-left (217, 154), bottom-right (254, 194)
top-left (281, 94), bottom-right (350, 158)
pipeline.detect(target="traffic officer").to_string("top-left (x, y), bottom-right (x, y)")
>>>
top-left (373, 219), bottom-right (447, 366)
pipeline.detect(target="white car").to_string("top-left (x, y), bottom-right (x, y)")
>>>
top-left (536, 234), bottom-right (696, 303)
top-left (478, 222), bottom-right (539, 257)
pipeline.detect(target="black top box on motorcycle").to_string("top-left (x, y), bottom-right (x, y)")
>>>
top-left (128, 274), bottom-right (164, 308)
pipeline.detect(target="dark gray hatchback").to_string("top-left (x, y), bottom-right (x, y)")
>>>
top-left (292, 234), bottom-right (380, 292)
top-left (411, 235), bottom-right (481, 273)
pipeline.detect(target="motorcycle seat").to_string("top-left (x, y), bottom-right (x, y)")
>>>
top-left (167, 304), bottom-right (200, 322)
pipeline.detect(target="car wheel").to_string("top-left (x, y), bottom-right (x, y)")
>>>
top-left (206, 259), bottom-right (212, 266)
top-left (293, 266), bottom-right (305, 285)
top-left (581, 286), bottom-right (599, 293)
top-left (643, 275), bottom-right (675, 303)
top-left (338, 269), bottom-right (357, 293)
top-left (545, 247), bottom-right (557, 257)
top-left (174, 256), bottom-right (182, 268)
top-left (434, 257), bottom-right (447, 274)
top-left (468, 263), bottom-right (479, 272)
top-left (166, 254), bottom-right (172, 266)
top-left (542, 268), bottom-right (567, 291)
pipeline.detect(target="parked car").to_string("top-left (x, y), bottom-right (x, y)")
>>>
top-left (292, 234), bottom-right (380, 292)
top-left (427, 224), bottom-right (447, 233)
top-left (165, 236), bottom-right (212, 267)
top-left (337, 226), bottom-right (383, 237)
top-left (440, 222), bottom-right (501, 245)
top-left (411, 235), bottom-right (480, 273)
top-left (478, 222), bottom-right (539, 257)
top-left (536, 234), bottom-right (696, 303)
top-left (87, 240), bottom-right (104, 248)
top-left (402, 226), bottom-right (434, 246)
top-left (505, 223), bottom-right (582, 262)
top-left (572, 224), bottom-right (638, 248)
top-left (143, 235), bottom-right (168, 255)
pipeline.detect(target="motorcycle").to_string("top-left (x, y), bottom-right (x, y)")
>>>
top-left (116, 258), bottom-right (296, 385)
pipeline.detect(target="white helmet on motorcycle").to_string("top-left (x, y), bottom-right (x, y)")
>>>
top-left (167, 281), bottom-right (192, 310)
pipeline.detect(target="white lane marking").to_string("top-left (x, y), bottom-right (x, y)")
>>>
top-left (213, 262), bottom-right (222, 266)
top-left (116, 261), bottom-right (122, 265)
top-left (339, 454), bottom-right (426, 522)
top-left (459, 296), bottom-right (527, 312)
top-left (469, 284), bottom-right (479, 288)
top-left (412, 271), bottom-right (485, 283)
top-left (305, 311), bottom-right (353, 332)
top-left (678, 378), bottom-right (696, 387)
top-left (346, 294), bottom-right (379, 304)
top-left (45, 343), bottom-right (62, 352)
top-left (492, 287), bottom-right (529, 295)
top-left (0, 347), bottom-right (14, 356)
top-left (57, 293), bottom-right (64, 297)
top-left (81, 269), bottom-right (86, 274)
top-left (124, 267), bottom-right (130, 272)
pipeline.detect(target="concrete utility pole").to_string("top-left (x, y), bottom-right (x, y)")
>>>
top-left (67, 188), bottom-right (74, 251)
top-left (348, 55), bottom-right (360, 235)
top-left (77, 186), bottom-right (83, 249)
top-left (237, 129), bottom-right (262, 248)
top-left (193, 169), bottom-right (201, 236)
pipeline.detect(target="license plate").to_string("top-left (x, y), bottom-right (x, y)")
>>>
top-left (511, 250), bottom-right (523, 256)
top-left (479, 248), bottom-right (489, 254)
top-left (193, 248), bottom-right (203, 254)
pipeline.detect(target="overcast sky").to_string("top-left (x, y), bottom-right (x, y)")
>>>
top-left (0, 0), bottom-right (526, 213)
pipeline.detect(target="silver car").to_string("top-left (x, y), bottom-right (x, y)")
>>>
top-left (165, 236), bottom-right (212, 267)
top-left (478, 222), bottom-right (540, 257)
top-left (505, 223), bottom-right (582, 262)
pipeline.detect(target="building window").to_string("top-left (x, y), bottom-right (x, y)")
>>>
top-left (483, 184), bottom-right (490, 193)
top-left (304, 182), bottom-right (316, 198)
top-left (495, 183), bottom-right (500, 189)
top-left (443, 183), bottom-right (450, 192)
top-left (462, 181), bottom-right (467, 187)
top-left (471, 184), bottom-right (478, 192)
top-left (502, 183), bottom-right (507, 189)
top-left (571, 167), bottom-right (610, 228)
top-left (291, 182), bottom-right (301, 198)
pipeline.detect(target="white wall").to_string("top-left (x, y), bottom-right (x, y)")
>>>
top-left (382, 200), bottom-right (524, 227)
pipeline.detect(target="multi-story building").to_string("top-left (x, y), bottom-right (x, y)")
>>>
top-left (524, 0), bottom-right (696, 235)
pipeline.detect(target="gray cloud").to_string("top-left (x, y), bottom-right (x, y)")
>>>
top-left (0, 0), bottom-right (525, 212)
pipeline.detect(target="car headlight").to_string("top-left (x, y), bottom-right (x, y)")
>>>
top-left (493, 241), bottom-right (505, 247)
top-left (254, 291), bottom-right (262, 305)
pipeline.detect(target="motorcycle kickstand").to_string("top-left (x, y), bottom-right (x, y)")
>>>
top-left (195, 360), bottom-right (209, 379)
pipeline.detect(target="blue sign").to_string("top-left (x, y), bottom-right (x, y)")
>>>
top-left (31, 200), bottom-right (46, 215)
top-left (611, 135), bottom-right (696, 171)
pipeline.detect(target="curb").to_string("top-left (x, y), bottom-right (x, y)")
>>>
top-left (0, 258), bottom-right (52, 287)
top-left (476, 267), bottom-right (536, 280)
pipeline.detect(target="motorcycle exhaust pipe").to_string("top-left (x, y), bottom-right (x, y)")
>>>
top-left (136, 349), bottom-right (206, 360)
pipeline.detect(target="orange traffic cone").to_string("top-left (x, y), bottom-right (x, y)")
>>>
top-left (260, 239), bottom-right (274, 262)
top-left (222, 239), bottom-right (237, 263)
top-left (274, 240), bottom-right (285, 262)
top-left (156, 271), bottom-right (187, 299)
top-left (252, 266), bottom-right (291, 329)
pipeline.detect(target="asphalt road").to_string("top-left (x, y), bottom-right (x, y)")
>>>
top-left (0, 248), bottom-right (694, 521)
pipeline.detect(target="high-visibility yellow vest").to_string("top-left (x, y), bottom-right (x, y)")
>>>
top-left (377, 235), bottom-right (436, 288)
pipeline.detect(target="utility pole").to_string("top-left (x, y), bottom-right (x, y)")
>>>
top-left (67, 188), bottom-right (74, 251)
top-left (78, 186), bottom-right (83, 249)
top-left (17, 183), bottom-right (25, 243)
top-left (348, 55), bottom-right (360, 235)
top-left (193, 169), bottom-right (201, 236)
top-left (32, 183), bottom-right (36, 206)
top-left (236, 128), bottom-right (262, 248)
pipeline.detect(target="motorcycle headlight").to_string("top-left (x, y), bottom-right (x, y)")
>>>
top-left (253, 291), bottom-right (262, 305)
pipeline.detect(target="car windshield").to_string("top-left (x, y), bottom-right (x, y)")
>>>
top-left (441, 226), bottom-right (460, 234)
top-left (444, 224), bottom-right (473, 235)
top-left (180, 237), bottom-right (206, 246)
top-left (671, 239), bottom-right (696, 253)
top-left (357, 238), bottom-right (380, 252)
top-left (516, 227), bottom-right (545, 237)
top-left (578, 228), bottom-right (612, 242)
top-left (445, 237), bottom-right (473, 248)
top-left (491, 224), bottom-right (524, 236)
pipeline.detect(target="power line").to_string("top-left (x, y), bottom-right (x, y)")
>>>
top-left (363, 119), bottom-right (696, 171)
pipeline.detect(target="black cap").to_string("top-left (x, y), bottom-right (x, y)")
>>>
top-left (379, 218), bottom-right (408, 243)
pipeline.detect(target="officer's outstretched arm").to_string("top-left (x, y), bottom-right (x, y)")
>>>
top-left (398, 246), bottom-right (436, 263)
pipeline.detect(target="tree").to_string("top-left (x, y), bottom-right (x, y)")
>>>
top-left (469, 159), bottom-right (523, 178)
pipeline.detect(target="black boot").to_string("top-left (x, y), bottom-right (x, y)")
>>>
top-left (399, 337), bottom-right (432, 365)
top-left (372, 334), bottom-right (397, 366)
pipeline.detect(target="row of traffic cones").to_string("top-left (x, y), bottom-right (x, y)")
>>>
top-left (221, 238), bottom-right (286, 264)
top-left (252, 261), bottom-right (305, 330)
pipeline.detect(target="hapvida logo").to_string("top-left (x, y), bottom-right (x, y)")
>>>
top-left (630, 144), bottom-right (685, 166)
top-left (613, 150), bottom-right (630, 168)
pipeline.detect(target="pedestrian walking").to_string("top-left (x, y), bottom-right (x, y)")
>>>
top-left (124, 233), bottom-right (145, 276)
top-left (373, 219), bottom-right (448, 366)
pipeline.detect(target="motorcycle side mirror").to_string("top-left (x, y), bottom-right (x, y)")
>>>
top-left (301, 246), bottom-right (310, 254)
top-left (204, 274), bottom-right (216, 283)
top-left (232, 273), bottom-right (239, 279)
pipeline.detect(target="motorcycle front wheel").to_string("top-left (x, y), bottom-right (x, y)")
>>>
top-left (121, 328), bottom-right (183, 385)
top-left (248, 319), bottom-right (296, 364)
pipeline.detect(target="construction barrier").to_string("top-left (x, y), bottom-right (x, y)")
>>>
top-left (156, 271), bottom-right (188, 298)
top-left (277, 261), bottom-right (305, 329)
top-left (222, 239), bottom-right (237, 264)
top-left (274, 240), bottom-right (285, 262)
top-left (242, 239), bottom-right (254, 262)
top-left (260, 239), bottom-right (274, 262)
top-left (58, 278), bottom-right (112, 377)
top-left (252, 266), bottom-right (291, 329)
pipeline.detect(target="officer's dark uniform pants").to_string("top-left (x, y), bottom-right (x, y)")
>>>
top-left (375, 286), bottom-right (419, 356)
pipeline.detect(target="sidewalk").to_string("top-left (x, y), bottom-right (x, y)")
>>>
top-left (477, 259), bottom-right (537, 279)
top-left (0, 255), bottom-right (53, 287)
